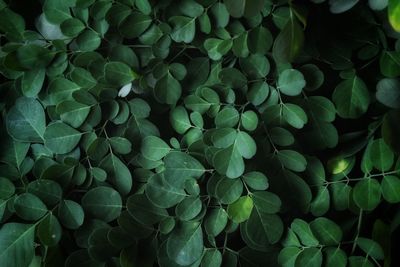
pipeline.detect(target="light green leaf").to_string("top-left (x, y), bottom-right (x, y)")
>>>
top-left (241, 111), bottom-right (258, 131)
top-left (227, 195), bottom-right (254, 223)
top-left (388, 0), bottom-right (400, 32)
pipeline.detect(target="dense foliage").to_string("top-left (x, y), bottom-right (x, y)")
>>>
top-left (1, 0), bottom-right (400, 266)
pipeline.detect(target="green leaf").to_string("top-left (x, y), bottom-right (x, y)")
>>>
top-left (58, 200), bottom-right (84, 229)
top-left (136, 0), bottom-right (152, 15)
top-left (56, 100), bottom-right (91, 128)
top-left (170, 106), bottom-right (192, 134)
top-left (381, 175), bottom-right (400, 203)
top-left (227, 195), bottom-right (254, 223)
top-left (6, 97), bottom-right (46, 142)
top-left (282, 104), bottom-right (308, 129)
top-left (0, 8), bottom-right (25, 41)
top-left (211, 3), bottom-right (229, 28)
top-left (277, 150), bottom-right (307, 172)
top-left (380, 51), bottom-right (400, 78)
top-left (215, 177), bottom-right (243, 204)
top-left (278, 247), bottom-right (301, 267)
top-left (213, 144), bottom-right (244, 178)
top-left (119, 12), bottom-right (152, 39)
top-left (21, 69), bottom-right (46, 97)
top-left (166, 221), bottom-right (204, 266)
top-left (164, 151), bottom-right (205, 187)
top-left (356, 237), bottom-right (384, 260)
top-left (14, 193), bottom-right (47, 221)
top-left (0, 223), bottom-right (35, 267)
top-left (175, 196), bottom-right (202, 221)
top-left (388, 0), bottom-right (400, 32)
top-left (278, 69), bottom-right (306, 96)
top-left (99, 154), bottom-right (132, 195)
top-left (109, 137), bottom-right (132, 154)
top-left (27, 180), bottom-right (62, 206)
top-left (37, 214), bottom-right (62, 246)
top-left (309, 217), bottom-right (342, 245)
top-left (295, 248), bottom-right (323, 267)
top-left (332, 76), bottom-right (370, 119)
top-left (353, 178), bottom-right (381, 211)
top-left (242, 172), bottom-right (269, 190)
top-left (329, 0), bottom-right (359, 13)
top-left (241, 111), bottom-right (258, 131)
top-left (215, 107), bottom-right (240, 128)
top-left (219, 68), bottom-right (247, 88)
top-left (60, 18), bottom-right (86, 37)
top-left (77, 29), bottom-right (101, 52)
top-left (376, 78), bottom-right (400, 108)
top-left (248, 26), bottom-right (273, 55)
top-left (44, 122), bottom-right (81, 154)
top-left (291, 219), bottom-right (319, 246)
top-left (127, 194), bottom-right (168, 225)
top-left (154, 72), bottom-right (182, 104)
top-left (82, 186), bottom-right (122, 222)
top-left (179, 0), bottom-right (204, 17)
top-left (223, 0), bottom-right (264, 18)
top-left (205, 208), bottom-right (228, 236)
top-left (0, 177), bottom-right (15, 199)
top-left (16, 44), bottom-right (54, 70)
top-left (324, 247), bottom-right (347, 267)
top-left (252, 191), bottom-right (281, 214)
top-left (48, 78), bottom-right (81, 105)
top-left (105, 62), bottom-right (137, 86)
top-left (146, 173), bottom-right (186, 208)
top-left (273, 9), bottom-right (304, 63)
top-left (370, 139), bottom-right (394, 171)
top-left (169, 16), bottom-right (196, 43)
top-left (202, 249), bottom-right (222, 267)
top-left (204, 38), bottom-right (232, 61)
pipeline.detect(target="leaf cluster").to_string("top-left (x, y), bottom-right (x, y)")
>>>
top-left (0, 0), bottom-right (400, 267)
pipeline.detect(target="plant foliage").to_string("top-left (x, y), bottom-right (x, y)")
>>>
top-left (0, 0), bottom-right (400, 266)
